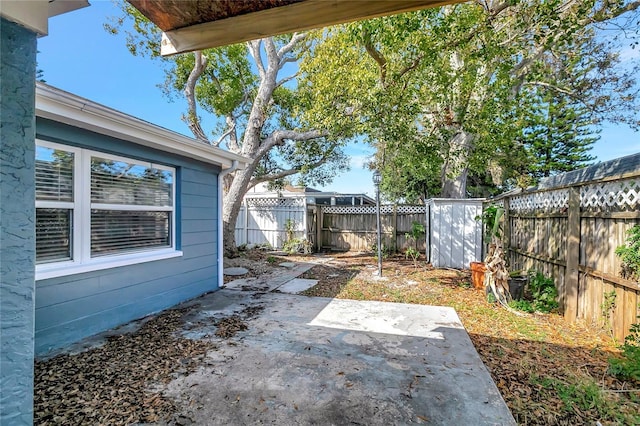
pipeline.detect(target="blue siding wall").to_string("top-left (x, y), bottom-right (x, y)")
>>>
top-left (34, 118), bottom-right (221, 355)
top-left (0, 17), bottom-right (37, 425)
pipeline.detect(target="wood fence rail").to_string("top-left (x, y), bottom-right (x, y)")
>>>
top-left (318, 205), bottom-right (427, 253)
top-left (488, 153), bottom-right (640, 341)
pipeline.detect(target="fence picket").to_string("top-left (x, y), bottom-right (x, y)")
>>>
top-left (492, 155), bottom-right (640, 340)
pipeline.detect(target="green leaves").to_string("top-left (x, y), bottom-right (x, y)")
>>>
top-left (615, 225), bottom-right (640, 282)
top-left (300, 1), bottom-right (640, 199)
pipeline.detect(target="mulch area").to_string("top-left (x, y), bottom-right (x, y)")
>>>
top-left (33, 250), bottom-right (639, 425)
top-left (34, 308), bottom-right (210, 425)
top-left (34, 303), bottom-right (266, 425)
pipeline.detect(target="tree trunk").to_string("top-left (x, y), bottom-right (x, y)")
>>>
top-left (222, 164), bottom-right (256, 257)
top-left (441, 130), bottom-right (473, 198)
top-left (182, 36), bottom-right (322, 256)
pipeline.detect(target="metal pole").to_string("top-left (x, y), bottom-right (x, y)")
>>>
top-left (376, 185), bottom-right (382, 276)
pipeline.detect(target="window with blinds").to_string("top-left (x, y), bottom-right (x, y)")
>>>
top-left (90, 156), bottom-right (173, 256)
top-left (35, 145), bottom-right (75, 263)
top-left (35, 140), bottom-right (176, 267)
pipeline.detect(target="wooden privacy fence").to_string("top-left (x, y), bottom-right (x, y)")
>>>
top-left (490, 154), bottom-right (640, 340)
top-left (235, 197), bottom-right (313, 249)
top-left (318, 205), bottom-right (426, 253)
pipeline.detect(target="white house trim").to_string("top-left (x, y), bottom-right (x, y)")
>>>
top-left (35, 82), bottom-right (249, 170)
top-left (0, 0), bottom-right (89, 36)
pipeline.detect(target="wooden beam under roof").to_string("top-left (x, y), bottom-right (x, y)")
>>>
top-left (127, 0), bottom-right (458, 56)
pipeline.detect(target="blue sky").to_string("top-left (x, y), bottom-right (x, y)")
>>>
top-left (38, 1), bottom-right (639, 197)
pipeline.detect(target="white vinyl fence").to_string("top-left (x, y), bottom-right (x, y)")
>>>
top-left (426, 198), bottom-right (484, 269)
top-left (235, 195), bottom-right (484, 269)
top-left (235, 197), bottom-right (308, 248)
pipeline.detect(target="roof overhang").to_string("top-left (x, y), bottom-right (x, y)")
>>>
top-left (0, 0), bottom-right (89, 36)
top-left (35, 83), bottom-right (249, 170)
top-left (126, 0), bottom-right (459, 56)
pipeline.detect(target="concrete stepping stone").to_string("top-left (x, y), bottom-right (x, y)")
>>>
top-left (224, 267), bottom-right (249, 276)
top-left (278, 262), bottom-right (297, 269)
top-left (276, 278), bottom-right (319, 294)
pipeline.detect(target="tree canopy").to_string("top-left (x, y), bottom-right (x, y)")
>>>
top-left (300, 0), bottom-right (640, 202)
top-left (109, 4), bottom-right (362, 253)
top-left (109, 0), bottom-right (640, 253)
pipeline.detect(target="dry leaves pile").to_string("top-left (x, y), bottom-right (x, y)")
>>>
top-left (214, 306), bottom-right (264, 338)
top-left (34, 307), bottom-right (211, 425)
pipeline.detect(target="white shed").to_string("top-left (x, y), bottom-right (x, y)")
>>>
top-left (426, 198), bottom-right (484, 269)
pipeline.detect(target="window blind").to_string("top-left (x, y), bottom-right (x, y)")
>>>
top-left (36, 209), bottom-right (72, 263)
top-left (91, 210), bottom-right (170, 256)
top-left (91, 157), bottom-right (172, 206)
top-left (35, 147), bottom-right (74, 202)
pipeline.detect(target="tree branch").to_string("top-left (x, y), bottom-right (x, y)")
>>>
top-left (522, 81), bottom-right (576, 97)
top-left (256, 129), bottom-right (326, 159)
top-left (248, 168), bottom-right (301, 188)
top-left (276, 72), bottom-right (299, 88)
top-left (249, 143), bottom-right (338, 187)
top-left (593, 0), bottom-right (640, 22)
top-left (279, 55), bottom-right (299, 69)
top-left (396, 53), bottom-right (425, 81)
top-left (213, 116), bottom-right (237, 148)
top-left (248, 39), bottom-right (265, 78)
top-left (225, 114), bottom-right (240, 152)
top-left (264, 37), bottom-right (279, 71)
top-left (243, 37), bottom-right (281, 156)
top-left (183, 51), bottom-right (209, 143)
top-left (277, 32), bottom-right (307, 61)
top-left (362, 28), bottom-right (387, 87)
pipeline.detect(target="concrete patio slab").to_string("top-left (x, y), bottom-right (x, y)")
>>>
top-left (223, 261), bottom-right (316, 293)
top-left (173, 290), bottom-right (515, 425)
top-left (276, 278), bottom-right (319, 294)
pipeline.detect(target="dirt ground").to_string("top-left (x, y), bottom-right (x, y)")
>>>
top-left (34, 249), bottom-right (639, 425)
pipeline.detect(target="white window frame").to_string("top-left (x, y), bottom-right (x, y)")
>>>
top-left (35, 140), bottom-right (182, 281)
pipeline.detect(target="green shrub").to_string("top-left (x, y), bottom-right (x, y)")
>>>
top-left (404, 221), bottom-right (425, 265)
top-left (508, 299), bottom-right (535, 313)
top-left (405, 221), bottom-right (426, 246)
top-left (615, 225), bottom-right (640, 281)
top-left (283, 238), bottom-right (312, 255)
top-left (371, 242), bottom-right (390, 260)
top-left (477, 205), bottom-right (504, 243)
top-left (527, 271), bottom-right (558, 313)
top-left (609, 315), bottom-right (640, 382)
top-left (509, 271), bottom-right (558, 313)
top-left (405, 246), bottom-right (421, 264)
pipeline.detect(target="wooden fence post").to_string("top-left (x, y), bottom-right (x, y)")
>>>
top-left (563, 187), bottom-right (580, 322)
top-left (392, 204), bottom-right (398, 253)
top-left (316, 206), bottom-right (323, 252)
top-left (503, 197), bottom-right (511, 265)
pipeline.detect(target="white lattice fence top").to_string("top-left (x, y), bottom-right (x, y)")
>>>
top-left (245, 197), bottom-right (305, 208)
top-left (323, 205), bottom-right (425, 214)
top-left (581, 178), bottom-right (640, 211)
top-left (396, 205), bottom-right (427, 214)
top-left (510, 189), bottom-right (569, 213)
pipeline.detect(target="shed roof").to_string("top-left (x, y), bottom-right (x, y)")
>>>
top-left (36, 82), bottom-right (249, 170)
